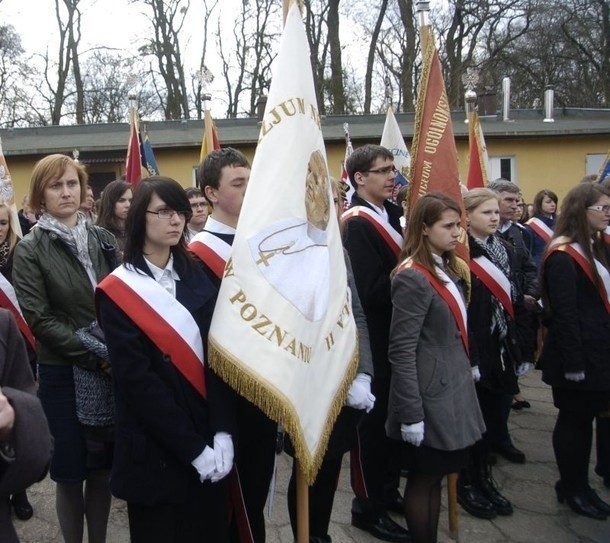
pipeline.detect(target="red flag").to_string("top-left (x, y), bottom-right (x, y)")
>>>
top-left (466, 110), bottom-right (489, 189)
top-left (125, 105), bottom-right (142, 186)
top-left (409, 27), bottom-right (467, 260)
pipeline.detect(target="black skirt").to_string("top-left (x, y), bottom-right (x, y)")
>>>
top-left (400, 442), bottom-right (468, 477)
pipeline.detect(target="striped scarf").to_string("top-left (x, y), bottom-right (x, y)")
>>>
top-left (471, 235), bottom-right (514, 339)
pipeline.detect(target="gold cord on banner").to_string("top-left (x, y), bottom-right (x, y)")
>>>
top-left (208, 336), bottom-right (359, 485)
top-left (407, 26), bottom-right (436, 215)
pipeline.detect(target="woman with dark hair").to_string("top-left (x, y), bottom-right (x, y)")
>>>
top-left (457, 188), bottom-right (521, 520)
top-left (525, 189), bottom-right (558, 268)
top-left (539, 182), bottom-right (610, 520)
top-left (96, 176), bottom-right (235, 542)
top-left (12, 153), bottom-right (119, 543)
top-left (96, 180), bottom-right (132, 254)
top-left (386, 192), bottom-right (485, 543)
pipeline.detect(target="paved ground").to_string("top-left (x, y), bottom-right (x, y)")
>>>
top-left (14, 372), bottom-right (610, 542)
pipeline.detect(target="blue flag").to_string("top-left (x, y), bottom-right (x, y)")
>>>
top-left (140, 128), bottom-right (159, 176)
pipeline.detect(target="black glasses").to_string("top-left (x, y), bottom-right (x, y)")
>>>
top-left (190, 202), bottom-right (208, 209)
top-left (146, 209), bottom-right (190, 220)
top-left (363, 165), bottom-right (397, 175)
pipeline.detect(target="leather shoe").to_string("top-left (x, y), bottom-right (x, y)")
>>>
top-left (457, 479), bottom-right (497, 519)
top-left (555, 481), bottom-right (607, 520)
top-left (351, 511), bottom-right (411, 542)
top-left (11, 492), bottom-right (33, 521)
top-left (492, 443), bottom-right (525, 464)
top-left (478, 475), bottom-right (513, 515)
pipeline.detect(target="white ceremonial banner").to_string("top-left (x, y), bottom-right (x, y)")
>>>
top-left (208, 4), bottom-right (358, 484)
top-left (380, 107), bottom-right (411, 179)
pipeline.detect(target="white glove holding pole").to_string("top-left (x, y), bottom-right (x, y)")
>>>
top-left (400, 421), bottom-right (424, 447)
top-left (346, 373), bottom-right (376, 413)
top-left (211, 432), bottom-right (234, 482)
top-left (192, 446), bottom-right (216, 482)
top-left (471, 366), bottom-right (481, 382)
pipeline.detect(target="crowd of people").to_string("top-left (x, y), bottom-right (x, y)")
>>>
top-left (0, 144), bottom-right (609, 543)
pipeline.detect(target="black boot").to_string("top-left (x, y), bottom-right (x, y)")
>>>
top-left (477, 460), bottom-right (513, 516)
top-left (456, 473), bottom-right (497, 519)
top-left (11, 490), bottom-right (33, 521)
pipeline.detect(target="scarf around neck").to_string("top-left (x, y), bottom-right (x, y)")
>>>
top-left (37, 211), bottom-right (97, 287)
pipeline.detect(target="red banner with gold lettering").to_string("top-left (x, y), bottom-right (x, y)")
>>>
top-left (408, 27), bottom-right (468, 261)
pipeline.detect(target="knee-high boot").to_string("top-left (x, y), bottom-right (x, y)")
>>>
top-left (476, 449), bottom-right (513, 516)
top-left (456, 443), bottom-right (497, 519)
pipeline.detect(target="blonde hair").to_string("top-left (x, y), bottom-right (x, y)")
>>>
top-left (29, 154), bottom-right (88, 214)
top-left (0, 201), bottom-right (21, 251)
top-left (463, 188), bottom-right (499, 213)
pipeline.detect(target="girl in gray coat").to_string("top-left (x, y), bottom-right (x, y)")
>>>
top-left (386, 193), bottom-right (485, 543)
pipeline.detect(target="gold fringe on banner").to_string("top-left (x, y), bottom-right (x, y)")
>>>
top-left (208, 336), bottom-right (359, 485)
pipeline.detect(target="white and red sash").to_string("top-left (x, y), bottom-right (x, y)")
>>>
top-left (604, 226), bottom-right (610, 245)
top-left (97, 264), bottom-right (207, 397)
top-left (0, 273), bottom-right (35, 350)
top-left (397, 260), bottom-right (469, 355)
top-left (526, 217), bottom-right (553, 244)
top-left (469, 256), bottom-right (515, 319)
top-left (341, 206), bottom-right (403, 257)
top-left (189, 231), bottom-right (232, 280)
top-left (546, 239), bottom-right (610, 313)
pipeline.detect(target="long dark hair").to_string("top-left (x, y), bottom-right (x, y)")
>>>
top-left (394, 192), bottom-right (461, 281)
top-left (123, 177), bottom-right (193, 270)
top-left (548, 182), bottom-right (609, 289)
top-left (97, 180), bottom-right (131, 235)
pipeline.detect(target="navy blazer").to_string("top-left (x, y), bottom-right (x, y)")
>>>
top-left (96, 255), bottom-right (235, 506)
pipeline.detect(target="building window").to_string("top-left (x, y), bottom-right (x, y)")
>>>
top-left (489, 156), bottom-right (516, 183)
top-left (586, 154), bottom-right (608, 176)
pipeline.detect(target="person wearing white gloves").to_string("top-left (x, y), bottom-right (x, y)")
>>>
top-left (386, 193), bottom-right (485, 543)
top-left (97, 177), bottom-right (236, 542)
top-left (538, 182), bottom-right (610, 520)
top-left (287, 181), bottom-right (376, 543)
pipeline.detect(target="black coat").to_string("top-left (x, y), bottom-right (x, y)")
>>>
top-left (468, 236), bottom-right (520, 394)
top-left (539, 250), bottom-right (610, 391)
top-left (96, 256), bottom-right (235, 506)
top-left (343, 194), bottom-right (402, 385)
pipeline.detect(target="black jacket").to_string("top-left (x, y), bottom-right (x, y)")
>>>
top-left (342, 194), bottom-right (402, 384)
top-left (539, 250), bottom-right (610, 391)
top-left (468, 235), bottom-right (520, 394)
top-left (96, 256), bottom-right (235, 505)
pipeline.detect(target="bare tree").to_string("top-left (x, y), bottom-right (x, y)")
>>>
top-left (192, 0), bottom-right (219, 120)
top-left (216, 0), bottom-right (280, 117)
top-left (135, 0), bottom-right (191, 120)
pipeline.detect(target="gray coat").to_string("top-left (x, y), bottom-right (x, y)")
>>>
top-left (386, 268), bottom-right (485, 451)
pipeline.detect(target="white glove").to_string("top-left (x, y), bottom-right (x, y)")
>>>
top-left (471, 366), bottom-right (481, 382)
top-left (400, 421), bottom-right (424, 447)
top-left (211, 432), bottom-right (234, 482)
top-left (516, 362), bottom-right (534, 377)
top-left (564, 371), bottom-right (585, 382)
top-left (192, 445), bottom-right (216, 482)
top-left (346, 373), bottom-right (376, 413)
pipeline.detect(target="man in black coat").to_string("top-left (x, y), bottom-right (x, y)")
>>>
top-left (342, 144), bottom-right (409, 542)
top-left (190, 148), bottom-right (278, 543)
